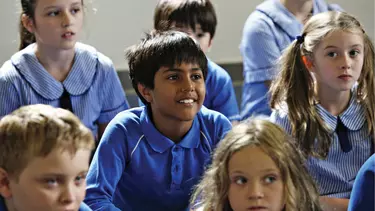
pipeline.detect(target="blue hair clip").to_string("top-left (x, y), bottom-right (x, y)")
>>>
top-left (296, 34), bottom-right (305, 44)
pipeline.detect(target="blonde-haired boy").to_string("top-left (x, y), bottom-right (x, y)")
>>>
top-left (0, 104), bottom-right (94, 211)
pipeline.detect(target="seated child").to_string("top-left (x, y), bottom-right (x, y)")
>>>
top-left (84, 30), bottom-right (232, 211)
top-left (0, 104), bottom-right (95, 211)
top-left (269, 11), bottom-right (375, 210)
top-left (348, 154), bottom-right (375, 211)
top-left (191, 117), bottom-right (322, 211)
top-left (150, 0), bottom-right (240, 123)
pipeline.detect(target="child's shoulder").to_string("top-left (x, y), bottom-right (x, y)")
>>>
top-left (112, 106), bottom-right (144, 125)
top-left (78, 202), bottom-right (92, 211)
top-left (197, 106), bottom-right (231, 126)
top-left (75, 42), bottom-right (115, 71)
top-left (206, 59), bottom-right (231, 81)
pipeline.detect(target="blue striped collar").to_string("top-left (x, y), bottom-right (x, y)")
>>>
top-left (140, 106), bottom-right (201, 153)
top-left (256, 0), bottom-right (331, 39)
top-left (315, 91), bottom-right (365, 133)
top-left (10, 42), bottom-right (98, 100)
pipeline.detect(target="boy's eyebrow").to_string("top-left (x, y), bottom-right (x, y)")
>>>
top-left (38, 170), bottom-right (88, 178)
top-left (162, 67), bottom-right (202, 73)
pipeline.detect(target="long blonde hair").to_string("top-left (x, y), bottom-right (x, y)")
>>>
top-left (270, 11), bottom-right (375, 158)
top-left (191, 118), bottom-right (322, 211)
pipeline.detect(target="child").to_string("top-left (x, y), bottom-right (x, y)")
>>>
top-left (269, 11), bottom-right (375, 211)
top-left (191, 118), bottom-right (322, 211)
top-left (0, 104), bottom-right (95, 211)
top-left (348, 154), bottom-right (375, 211)
top-left (152, 0), bottom-right (240, 123)
top-left (240, 0), bottom-right (342, 120)
top-left (84, 30), bottom-right (232, 211)
top-left (0, 0), bottom-right (129, 139)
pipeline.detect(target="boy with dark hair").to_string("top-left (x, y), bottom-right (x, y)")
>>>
top-left (84, 30), bottom-right (232, 211)
top-left (151, 0), bottom-right (240, 123)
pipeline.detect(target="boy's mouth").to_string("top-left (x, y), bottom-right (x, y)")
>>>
top-left (178, 99), bottom-right (195, 104)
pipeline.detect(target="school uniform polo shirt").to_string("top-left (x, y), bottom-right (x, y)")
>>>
top-left (85, 106), bottom-right (232, 211)
top-left (0, 43), bottom-right (129, 136)
top-left (240, 0), bottom-right (342, 120)
top-left (270, 91), bottom-right (373, 198)
top-left (349, 154), bottom-right (375, 211)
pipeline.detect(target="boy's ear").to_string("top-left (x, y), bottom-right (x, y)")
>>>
top-left (21, 14), bottom-right (34, 33)
top-left (0, 168), bottom-right (12, 198)
top-left (137, 83), bottom-right (153, 103)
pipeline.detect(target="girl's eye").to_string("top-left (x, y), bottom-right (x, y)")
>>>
top-left (48, 11), bottom-right (60, 17)
top-left (233, 176), bottom-right (247, 185)
top-left (349, 50), bottom-right (360, 57)
top-left (71, 8), bottom-right (81, 14)
top-left (263, 174), bottom-right (279, 184)
top-left (327, 52), bottom-right (338, 57)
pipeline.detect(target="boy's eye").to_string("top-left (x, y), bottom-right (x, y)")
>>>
top-left (43, 178), bottom-right (58, 188)
top-left (74, 174), bottom-right (87, 185)
top-left (167, 75), bottom-right (178, 80)
top-left (47, 11), bottom-right (60, 16)
top-left (191, 74), bottom-right (202, 80)
top-left (196, 33), bottom-right (205, 38)
top-left (327, 52), bottom-right (338, 57)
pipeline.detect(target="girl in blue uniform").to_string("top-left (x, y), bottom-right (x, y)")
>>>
top-left (0, 0), bottom-right (129, 139)
top-left (270, 11), bottom-right (375, 210)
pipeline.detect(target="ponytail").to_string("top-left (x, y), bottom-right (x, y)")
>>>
top-left (270, 40), bottom-right (331, 158)
top-left (19, 14), bottom-right (36, 50)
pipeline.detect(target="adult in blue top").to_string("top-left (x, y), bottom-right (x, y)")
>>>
top-left (0, 0), bottom-right (129, 139)
top-left (84, 31), bottom-right (232, 211)
top-left (240, 0), bottom-right (342, 120)
top-left (348, 154), bottom-right (375, 211)
top-left (150, 0), bottom-right (240, 123)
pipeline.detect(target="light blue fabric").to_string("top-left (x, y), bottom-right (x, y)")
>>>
top-left (0, 43), bottom-right (129, 137)
top-left (240, 0), bottom-right (342, 120)
top-left (270, 89), bottom-right (372, 198)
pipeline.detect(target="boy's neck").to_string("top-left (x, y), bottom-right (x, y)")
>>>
top-left (280, 0), bottom-right (314, 24)
top-left (4, 199), bottom-right (15, 211)
top-left (149, 107), bottom-right (194, 143)
top-left (316, 85), bottom-right (351, 116)
top-left (34, 44), bottom-right (75, 82)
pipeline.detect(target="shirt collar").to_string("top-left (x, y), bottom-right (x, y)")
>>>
top-left (140, 106), bottom-right (201, 153)
top-left (0, 196), bottom-right (7, 211)
top-left (315, 91), bottom-right (365, 133)
top-left (10, 42), bottom-right (98, 100)
top-left (256, 0), bottom-right (330, 39)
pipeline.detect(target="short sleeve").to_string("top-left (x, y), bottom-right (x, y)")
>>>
top-left (240, 19), bottom-right (281, 84)
top-left (97, 62), bottom-right (129, 123)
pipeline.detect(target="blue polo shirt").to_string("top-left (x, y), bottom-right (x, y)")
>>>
top-left (84, 106), bottom-right (232, 211)
top-left (348, 154), bottom-right (375, 211)
top-left (138, 59), bottom-right (240, 122)
top-left (240, 0), bottom-right (342, 120)
top-left (0, 196), bottom-right (92, 211)
top-left (270, 90), bottom-right (373, 198)
top-left (0, 43), bottom-right (129, 137)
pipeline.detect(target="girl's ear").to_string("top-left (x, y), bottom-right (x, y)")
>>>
top-left (302, 56), bottom-right (314, 71)
top-left (21, 14), bottom-right (34, 34)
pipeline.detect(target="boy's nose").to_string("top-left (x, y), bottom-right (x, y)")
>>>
top-left (181, 79), bottom-right (194, 92)
top-left (59, 185), bottom-right (77, 205)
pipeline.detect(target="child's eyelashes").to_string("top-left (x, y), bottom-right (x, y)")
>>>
top-left (74, 173), bottom-right (87, 185)
top-left (47, 11), bottom-right (60, 17)
top-left (263, 174), bottom-right (278, 184)
top-left (166, 74), bottom-right (203, 81)
top-left (71, 8), bottom-right (81, 14)
top-left (231, 176), bottom-right (248, 185)
top-left (46, 8), bottom-right (81, 17)
top-left (326, 52), bottom-right (338, 58)
top-left (349, 49), bottom-right (360, 57)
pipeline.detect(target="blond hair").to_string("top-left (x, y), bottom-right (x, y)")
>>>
top-left (270, 11), bottom-right (375, 158)
top-left (0, 104), bottom-right (95, 179)
top-left (191, 118), bottom-right (322, 211)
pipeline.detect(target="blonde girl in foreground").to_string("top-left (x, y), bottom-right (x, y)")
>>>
top-left (190, 118), bottom-right (322, 211)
